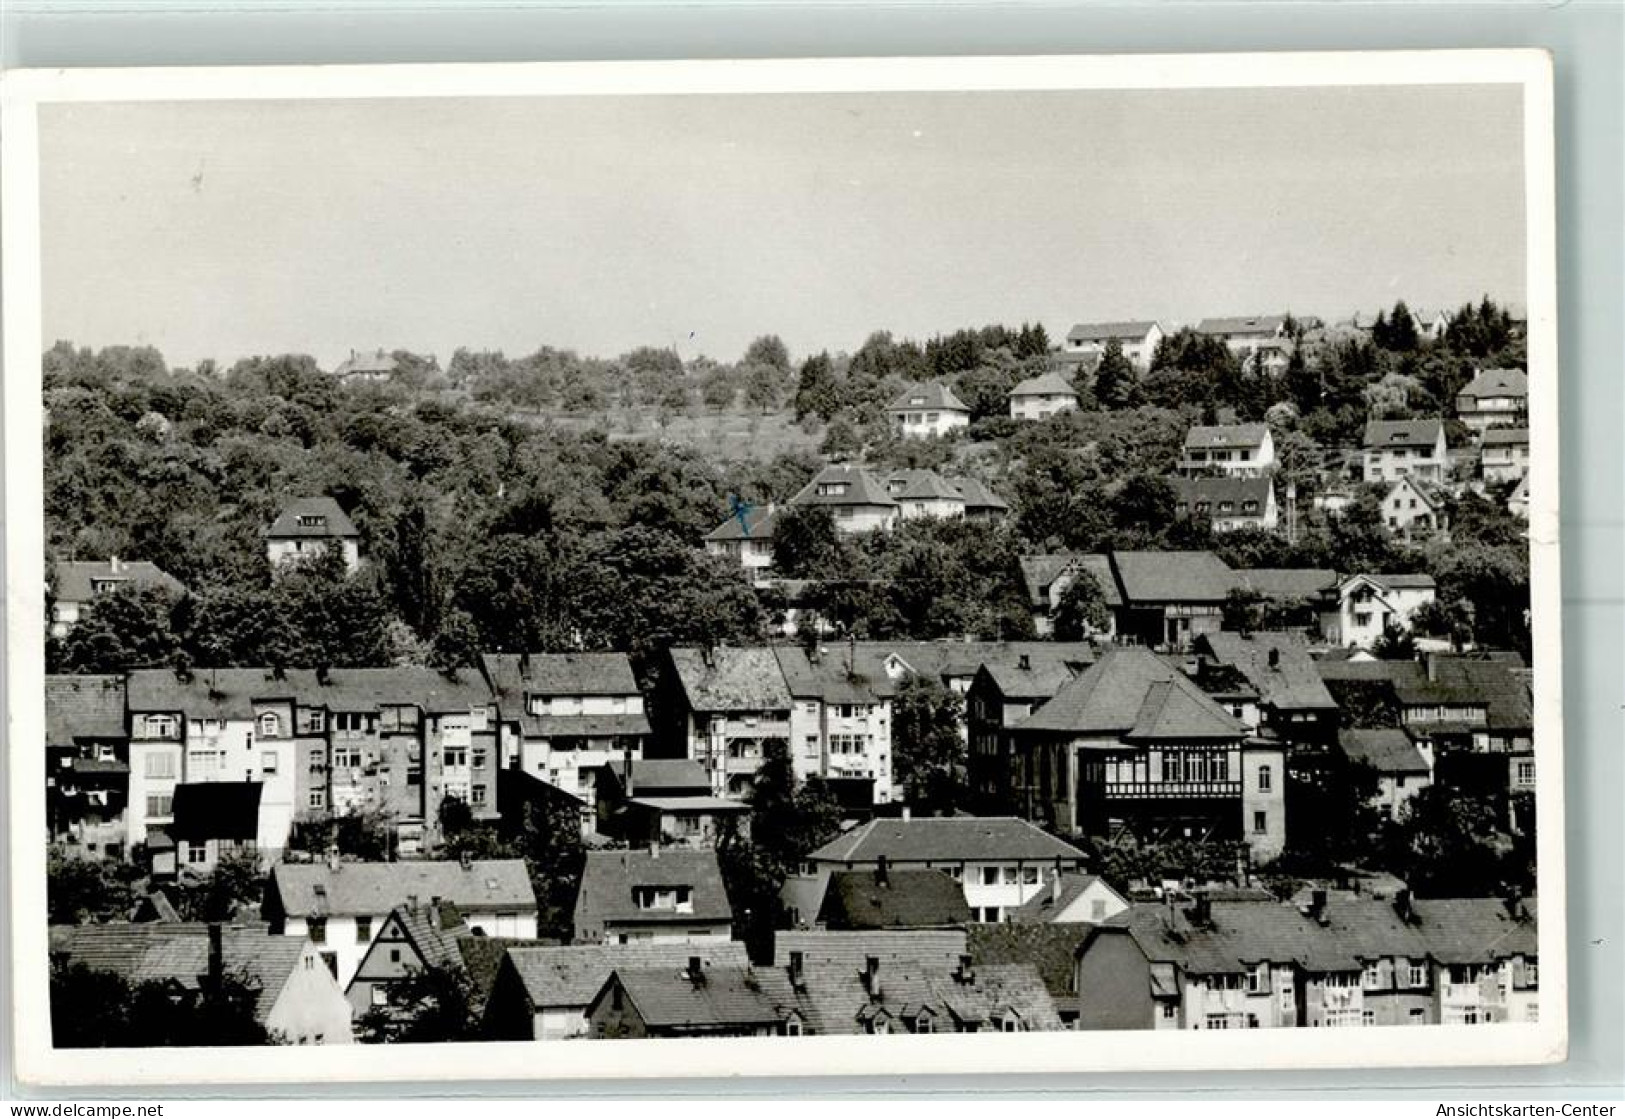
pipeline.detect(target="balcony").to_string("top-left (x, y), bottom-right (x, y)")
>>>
top-left (720, 721), bottom-right (790, 741)
top-left (1103, 780), bottom-right (1241, 800)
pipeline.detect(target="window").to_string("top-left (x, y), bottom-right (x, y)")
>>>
top-left (444, 748), bottom-right (468, 768)
top-left (187, 846), bottom-right (208, 865)
top-left (1524, 961), bottom-right (1538, 986)
top-left (389, 948), bottom-right (401, 963)
top-left (1409, 1008), bottom-right (1427, 1023)
top-left (1161, 1004), bottom-right (1177, 1020)
top-left (308, 918), bottom-right (327, 945)
top-left (140, 714), bottom-right (179, 739)
top-left (1001, 1017), bottom-right (1020, 1033)
top-left (1515, 761), bottom-right (1536, 787)
top-left (144, 752), bottom-right (176, 779)
top-left (472, 748), bottom-right (487, 770)
top-left (1002, 866), bottom-right (1020, 886)
top-left (307, 710), bottom-right (325, 733)
top-left (981, 906), bottom-right (1001, 923)
top-left (1204, 1014), bottom-right (1231, 1030)
top-left (146, 794), bottom-right (173, 818)
top-left (371, 987), bottom-right (388, 1007)
top-left (1252, 811), bottom-right (1268, 835)
top-left (259, 712), bottom-right (281, 738)
top-left (1408, 961), bottom-right (1426, 988)
top-left (1247, 963), bottom-right (1268, 994)
top-left (784, 1019), bottom-right (803, 1037)
top-left (1354, 611), bottom-right (1372, 627)
top-left (1021, 866), bottom-right (1039, 886)
top-left (1363, 963), bottom-right (1383, 989)
top-left (356, 917), bottom-right (372, 943)
top-left (261, 750), bottom-right (279, 775)
top-left (1257, 764), bottom-right (1272, 792)
top-left (471, 785), bottom-right (487, 806)
top-left (634, 885), bottom-right (693, 911)
top-left (308, 791), bottom-right (325, 809)
top-left (982, 866), bottom-right (1000, 886)
top-left (1361, 1010), bottom-right (1375, 1027)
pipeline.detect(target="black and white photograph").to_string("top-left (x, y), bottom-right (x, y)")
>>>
top-left (2, 52), bottom-right (1563, 1086)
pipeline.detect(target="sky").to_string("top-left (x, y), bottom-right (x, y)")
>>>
top-left (39, 84), bottom-right (1526, 372)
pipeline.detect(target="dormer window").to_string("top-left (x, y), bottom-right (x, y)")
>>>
top-left (259, 712), bottom-right (281, 738)
top-left (297, 514), bottom-right (327, 528)
top-left (90, 578), bottom-right (123, 595)
top-left (817, 482), bottom-right (850, 497)
top-left (633, 885), bottom-right (693, 912)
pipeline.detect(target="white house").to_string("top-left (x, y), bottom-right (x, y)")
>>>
top-left (772, 645), bottom-right (895, 805)
top-left (786, 464), bottom-right (901, 534)
top-left (1338, 728), bottom-right (1433, 821)
top-left (1362, 419), bottom-right (1448, 484)
top-left (1456, 368), bottom-right (1528, 436)
top-left (702, 503), bottom-right (778, 574)
top-left (806, 815), bottom-right (1090, 924)
top-left (1178, 424), bottom-right (1275, 478)
top-left (1196, 315), bottom-right (1289, 361)
top-left (572, 848), bottom-right (734, 945)
top-left (264, 496), bottom-right (361, 574)
top-left (1008, 871), bottom-right (1130, 924)
top-left (1320, 573), bottom-right (1437, 650)
top-left (1381, 476), bottom-right (1448, 539)
top-left (1063, 321), bottom-right (1164, 369)
top-left (1007, 370), bottom-right (1079, 421)
top-left (1169, 476), bottom-right (1278, 534)
top-left (885, 382), bottom-right (971, 439)
top-left (1480, 428), bottom-right (1530, 484)
top-left (333, 348), bottom-right (397, 385)
top-left (882, 469), bottom-right (967, 520)
top-left (264, 858), bottom-right (539, 986)
top-left (665, 646), bottom-right (795, 799)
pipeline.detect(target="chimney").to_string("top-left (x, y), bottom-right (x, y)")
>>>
top-left (875, 855), bottom-right (889, 888)
top-left (955, 954), bottom-right (974, 985)
top-left (788, 950), bottom-right (805, 987)
top-left (700, 645), bottom-right (716, 669)
top-left (650, 842), bottom-right (660, 860)
top-left (1309, 888), bottom-right (1328, 924)
top-left (1190, 895), bottom-right (1212, 928)
top-left (272, 664), bottom-right (286, 681)
top-left (1018, 653), bottom-right (1031, 671)
top-left (431, 895), bottom-right (443, 923)
top-left (327, 850), bottom-right (341, 873)
top-left (1050, 869), bottom-right (1064, 905)
top-left (687, 956), bottom-right (705, 986)
top-left (864, 955), bottom-right (882, 998)
top-left (207, 922), bottom-right (224, 989)
top-left (1394, 888), bottom-right (1414, 924)
top-left (459, 851), bottom-right (472, 871)
top-left (519, 651), bottom-right (531, 679)
top-left (109, 554), bottom-right (122, 574)
top-left (1267, 647), bottom-right (1281, 670)
top-left (406, 893), bottom-right (418, 913)
top-left (1426, 655), bottom-right (1438, 683)
top-left (316, 665), bottom-right (332, 687)
top-left (1503, 888), bottom-right (1524, 921)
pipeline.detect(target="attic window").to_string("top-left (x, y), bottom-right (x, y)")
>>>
top-left (297, 515), bottom-right (327, 528)
top-left (634, 885), bottom-right (692, 912)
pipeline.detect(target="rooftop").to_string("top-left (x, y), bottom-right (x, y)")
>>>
top-left (1339, 728), bottom-right (1431, 775)
top-left (264, 496), bottom-right (359, 540)
top-left (1008, 370), bottom-right (1080, 398)
top-left (53, 558), bottom-right (186, 604)
top-left (1364, 418), bottom-right (1446, 450)
top-left (817, 869), bottom-right (973, 931)
top-left (480, 652), bottom-right (641, 699)
top-left (1183, 423), bottom-right (1270, 450)
top-left (574, 848), bottom-right (733, 930)
top-left (597, 965), bottom-right (798, 1029)
top-left (1065, 321), bottom-right (1160, 344)
top-left (126, 666), bottom-right (494, 719)
top-left (1196, 315), bottom-right (1287, 337)
top-left (1459, 368), bottom-right (1529, 400)
top-left (788, 464), bottom-right (899, 509)
top-left (1481, 427), bottom-right (1530, 447)
top-left (1168, 475), bottom-right (1274, 511)
top-left (1110, 550), bottom-right (1235, 604)
top-left (1015, 647), bottom-right (1243, 740)
top-left (885, 381), bottom-right (970, 414)
top-left (46, 674), bottom-right (127, 746)
top-left (502, 941), bottom-right (749, 1008)
top-left (668, 646), bottom-right (793, 713)
top-left (1196, 632), bottom-right (1338, 712)
top-left (810, 816), bottom-right (1088, 866)
top-left (268, 859), bottom-right (537, 918)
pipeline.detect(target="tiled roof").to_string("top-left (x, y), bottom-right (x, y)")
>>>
top-left (704, 503), bottom-right (780, 542)
top-left (1009, 370), bottom-right (1079, 398)
top-left (1169, 475), bottom-right (1274, 512)
top-left (1459, 368), bottom-right (1528, 401)
top-left (1019, 555), bottom-right (1075, 607)
top-left (1183, 423), bottom-right (1269, 450)
top-left (1196, 632), bottom-right (1338, 712)
top-left (817, 870), bottom-right (972, 930)
top-left (45, 674), bottom-right (127, 746)
top-left (1110, 551), bottom-right (1234, 603)
top-left (264, 496), bottom-right (359, 539)
top-left (50, 923), bottom-right (307, 1026)
top-left (885, 469), bottom-right (967, 503)
top-left (504, 941), bottom-right (748, 1008)
top-left (1066, 321), bottom-right (1159, 344)
top-left (480, 652), bottom-right (640, 699)
top-left (519, 713), bottom-right (651, 739)
top-left (334, 349), bottom-right (395, 377)
top-left (978, 657), bottom-right (1087, 702)
top-left (1345, 572), bottom-right (1437, 595)
top-left (605, 758), bottom-right (711, 795)
top-left (603, 965), bottom-right (798, 1029)
top-left (626, 796), bottom-right (748, 814)
top-left (773, 645), bottom-right (894, 706)
top-left (950, 476), bottom-right (1009, 511)
top-left (125, 666), bottom-right (493, 719)
top-left (53, 560), bottom-right (185, 604)
top-left (1410, 897), bottom-right (1538, 964)
top-left (1339, 728), bottom-right (1430, 775)
top-left (1415, 657), bottom-right (1533, 732)
top-left (457, 935), bottom-right (561, 1011)
top-left (789, 464), bottom-right (899, 508)
top-left (862, 640), bottom-right (1100, 686)
top-left (170, 782), bottom-right (261, 842)
top-left (885, 381), bottom-right (970, 414)
top-left (1481, 427), bottom-right (1530, 446)
top-left (390, 902), bottom-right (471, 973)
top-left (1007, 873), bottom-right (1112, 924)
top-left (968, 921), bottom-right (1096, 996)
top-left (269, 859), bottom-right (537, 918)
top-left (810, 816), bottom-right (1088, 866)
top-left (773, 929), bottom-right (969, 970)
top-left (1364, 419), bottom-right (1445, 449)
top-left (1196, 315), bottom-right (1286, 337)
top-left (573, 849), bottom-right (732, 929)
top-left (1015, 647), bottom-right (1242, 739)
top-left (1112, 899), bottom-right (1359, 975)
top-left (1234, 569), bottom-right (1337, 601)
top-left (783, 955), bottom-right (1061, 1035)
top-left (668, 646), bottom-right (792, 712)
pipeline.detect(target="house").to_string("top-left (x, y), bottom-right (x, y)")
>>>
top-left (772, 643), bottom-right (896, 805)
top-left (1018, 553), bottom-right (1119, 638)
top-left (169, 781), bottom-right (263, 876)
top-left (1381, 476), bottom-right (1449, 539)
top-left (1108, 550), bottom-right (1235, 651)
top-left (1362, 419), bottom-right (1448, 484)
top-left (494, 766), bottom-right (590, 844)
top-left (264, 496), bottom-right (361, 573)
top-left (953, 476), bottom-right (1011, 521)
top-left (965, 922), bottom-right (1100, 1025)
top-left (1169, 476), bottom-right (1278, 533)
top-left (663, 646), bottom-right (794, 799)
top-left (1007, 370), bottom-right (1080, 421)
top-left (595, 763), bottom-right (751, 851)
top-left (482, 940), bottom-right (750, 1040)
top-left (1338, 728), bottom-right (1432, 821)
top-left (881, 469), bottom-right (967, 520)
top-left (966, 652), bottom-right (1093, 808)
top-left (572, 848), bottom-right (734, 945)
top-left (1007, 872), bottom-right (1130, 925)
top-left (703, 502), bottom-right (779, 574)
top-left (1192, 632), bottom-right (1339, 748)
top-left (46, 674), bottom-right (130, 860)
top-left (481, 652), bottom-right (650, 814)
top-left (1321, 573), bottom-right (1438, 650)
top-left (1006, 647), bottom-right (1286, 861)
top-left (1507, 474), bottom-right (1530, 519)
top-left (49, 557), bottom-right (186, 638)
top-left (1231, 568), bottom-right (1339, 629)
top-left (344, 899), bottom-right (469, 1019)
top-left (586, 960), bottom-right (805, 1039)
top-left (813, 866), bottom-right (974, 931)
top-left (1409, 308), bottom-right (1450, 342)
top-left (1178, 424), bottom-right (1276, 478)
top-left (1480, 428), bottom-right (1530, 484)
top-left (333, 348), bottom-right (396, 384)
top-left (264, 858), bottom-right (538, 986)
top-left (885, 381), bottom-right (971, 438)
top-left (786, 464), bottom-right (900, 533)
top-left (806, 815), bottom-right (1089, 925)
top-left (1063, 321), bottom-right (1164, 370)
top-left (1196, 315), bottom-right (1289, 365)
top-left (1456, 368), bottom-right (1529, 435)
top-left (50, 922), bottom-right (354, 1044)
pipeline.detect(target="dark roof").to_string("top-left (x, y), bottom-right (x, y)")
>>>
top-left (1111, 899), bottom-right (1359, 975)
top-left (1196, 315), bottom-right (1286, 337)
top-left (1416, 657), bottom-right (1534, 732)
top-left (885, 381), bottom-right (969, 414)
top-left (1196, 632), bottom-right (1338, 712)
top-left (1018, 554), bottom-right (1121, 609)
top-left (773, 645), bottom-right (894, 706)
top-left (1410, 897), bottom-right (1538, 964)
top-left (1234, 569), bottom-right (1337, 601)
top-left (1169, 475), bottom-right (1274, 512)
top-left (783, 955), bottom-right (1060, 1035)
top-left (1364, 419), bottom-right (1446, 449)
top-left (1345, 572), bottom-right (1438, 594)
top-left (456, 935), bottom-right (561, 1011)
top-left (1339, 728), bottom-right (1430, 775)
top-left (1183, 423), bottom-right (1269, 450)
top-left (667, 647), bottom-right (792, 712)
top-left (334, 349), bottom-right (396, 377)
top-left (1015, 647), bottom-right (1242, 739)
top-left (269, 859), bottom-right (537, 918)
top-left (496, 941), bottom-right (750, 1009)
top-left (978, 657), bottom-right (1087, 703)
top-left (170, 782), bottom-right (261, 842)
top-left (605, 758), bottom-right (711, 795)
top-left (858, 639), bottom-right (1099, 684)
top-left (519, 713), bottom-right (652, 738)
top-left (773, 929), bottom-right (969, 971)
top-left (125, 666), bottom-right (493, 719)
top-left (1110, 551), bottom-right (1234, 603)
top-left (50, 923), bottom-right (307, 1026)
top-left (600, 965), bottom-right (796, 1029)
top-left (788, 464), bottom-right (899, 508)
top-left (704, 503), bottom-right (780, 542)
top-left (264, 496), bottom-right (359, 539)
top-left (387, 902), bottom-right (471, 973)
top-left (1066, 321), bottom-right (1159, 344)
top-left (968, 921), bottom-right (1096, 997)
top-left (45, 674), bottom-right (127, 745)
top-left (818, 870), bottom-right (973, 930)
top-left (53, 559), bottom-right (185, 604)
top-left (1458, 368), bottom-right (1528, 400)
top-left (574, 849), bottom-right (732, 929)
top-left (1481, 427), bottom-right (1530, 446)
top-left (1009, 370), bottom-right (1079, 398)
top-left (810, 816), bottom-right (1088, 865)
top-left (950, 476), bottom-right (1009, 511)
top-left (481, 652), bottom-right (640, 698)
top-left (884, 469), bottom-right (967, 503)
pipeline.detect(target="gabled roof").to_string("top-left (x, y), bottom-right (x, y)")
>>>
top-left (1007, 873), bottom-right (1121, 924)
top-left (46, 674), bottom-right (127, 746)
top-left (950, 476), bottom-right (1009, 511)
top-left (1066, 321), bottom-right (1160, 344)
top-left (976, 657), bottom-right (1086, 703)
top-left (788, 465), bottom-right (899, 509)
top-left (269, 859), bottom-right (537, 918)
top-left (1339, 728), bottom-right (1430, 775)
top-left (480, 652), bottom-right (641, 699)
top-left (1233, 568), bottom-right (1338, 601)
top-left (1169, 475), bottom-right (1274, 511)
top-left (264, 496), bottom-right (359, 539)
top-left (1018, 553), bottom-right (1121, 610)
top-left (782, 955), bottom-right (1061, 1035)
top-left (1009, 370), bottom-right (1079, 398)
top-left (1364, 418), bottom-right (1445, 449)
top-left (1341, 572), bottom-right (1437, 596)
top-left (667, 646), bottom-right (792, 712)
top-left (501, 941), bottom-right (749, 1009)
top-left (334, 349), bottom-right (396, 377)
top-left (1183, 423), bottom-right (1269, 450)
top-left (456, 935), bottom-right (563, 1011)
top-left (1110, 551), bottom-right (1234, 603)
top-left (772, 645), bottom-right (893, 706)
top-left (773, 929), bottom-right (969, 971)
top-left (967, 921), bottom-right (1097, 997)
top-left (809, 816), bottom-right (1088, 866)
top-left (598, 965), bottom-right (797, 1029)
top-left (885, 381), bottom-right (969, 414)
top-left (1410, 897), bottom-right (1537, 964)
top-left (1195, 632), bottom-right (1338, 712)
top-left (53, 559), bottom-right (185, 604)
top-left (1197, 315), bottom-right (1286, 337)
top-left (884, 469), bottom-right (967, 503)
top-left (50, 923), bottom-right (310, 1027)
top-left (1384, 475), bottom-right (1446, 510)
top-left (1110, 899), bottom-right (1359, 975)
top-left (1015, 647), bottom-right (1243, 739)
top-left (384, 902), bottom-right (471, 974)
top-left (574, 849), bottom-right (732, 929)
top-left (519, 713), bottom-right (651, 738)
top-left (1458, 368), bottom-right (1528, 400)
top-left (704, 502), bottom-right (780, 542)
top-left (817, 870), bottom-right (973, 930)
top-left (126, 666), bottom-right (494, 719)
top-left (170, 782), bottom-right (261, 842)
top-left (1481, 427), bottom-right (1530, 447)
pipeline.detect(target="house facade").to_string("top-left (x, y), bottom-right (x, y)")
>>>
top-left (1321, 573), bottom-right (1438, 650)
top-left (966, 655), bottom-right (1091, 810)
top-left (1178, 424), bottom-right (1276, 479)
top-left (787, 464), bottom-right (901, 534)
top-left (885, 382), bottom-right (971, 439)
top-left (1363, 419), bottom-right (1449, 484)
top-left (1169, 476), bottom-right (1278, 534)
top-left (664, 646), bottom-right (795, 799)
top-left (1007, 371), bottom-right (1080, 421)
top-left (572, 848), bottom-right (734, 945)
top-left (46, 674), bottom-right (130, 860)
top-left (1018, 554), bottom-right (1120, 639)
top-left (1456, 368), bottom-right (1528, 436)
top-left (1480, 428), bottom-right (1530, 484)
top-left (702, 503), bottom-right (778, 574)
top-left (1339, 728), bottom-right (1433, 821)
top-left (773, 644), bottom-right (895, 805)
top-left (49, 557), bottom-right (185, 639)
top-left (1108, 551), bottom-right (1235, 652)
top-left (264, 496), bottom-right (361, 574)
top-left (1381, 476), bottom-right (1449, 540)
top-left (344, 900), bottom-right (468, 1019)
top-left (1195, 316), bottom-right (1289, 363)
top-left (1064, 321), bottom-right (1164, 369)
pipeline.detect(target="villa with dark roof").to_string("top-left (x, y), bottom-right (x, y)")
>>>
top-left (1007, 369), bottom-right (1079, 421)
top-left (333, 348), bottom-right (396, 384)
top-left (1062, 320), bottom-right (1164, 369)
top-left (1178, 424), bottom-right (1276, 479)
top-left (572, 848), bottom-right (734, 946)
top-left (1169, 475), bottom-right (1279, 533)
top-left (1108, 550), bottom-right (1236, 651)
top-left (885, 381), bottom-right (971, 439)
top-left (1363, 419), bottom-right (1449, 484)
top-left (49, 556), bottom-right (187, 639)
top-left (264, 496), bottom-right (361, 573)
top-left (1005, 647), bottom-right (1286, 860)
top-left (1456, 367), bottom-right (1528, 435)
top-left (1339, 727), bottom-right (1433, 820)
